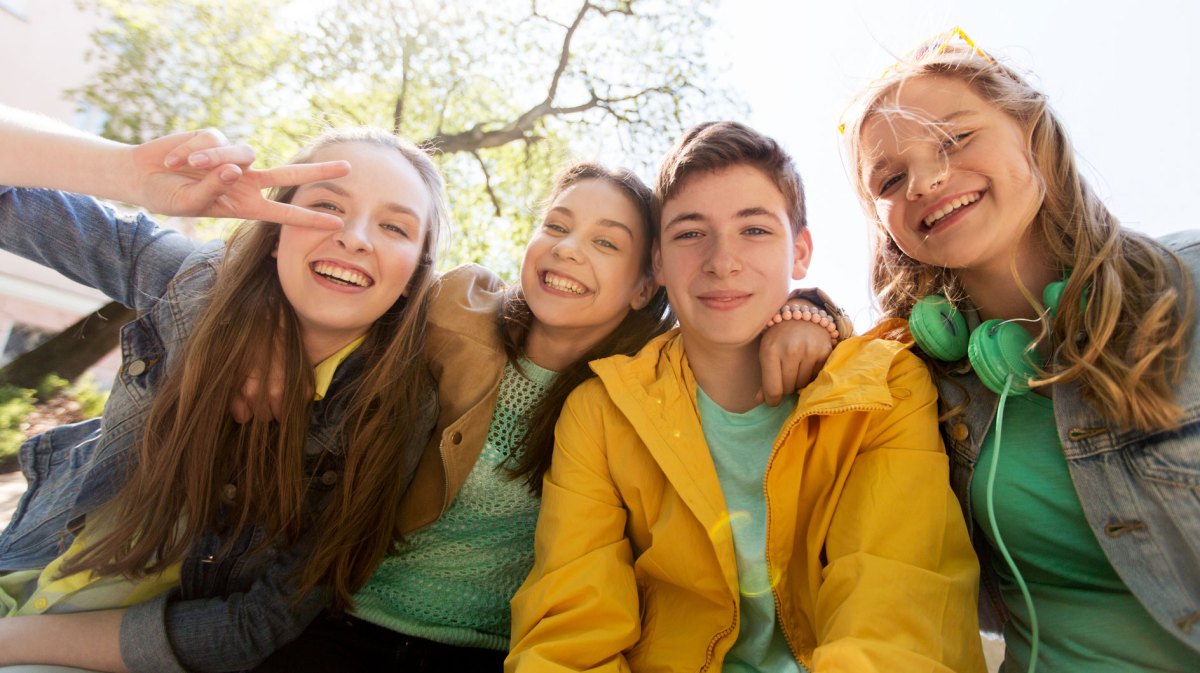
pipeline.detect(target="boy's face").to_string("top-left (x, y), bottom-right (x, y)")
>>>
top-left (654, 164), bottom-right (812, 353)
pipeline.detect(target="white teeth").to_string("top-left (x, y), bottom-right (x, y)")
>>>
top-left (923, 192), bottom-right (980, 227)
top-left (313, 261), bottom-right (371, 287)
top-left (544, 271), bottom-right (587, 295)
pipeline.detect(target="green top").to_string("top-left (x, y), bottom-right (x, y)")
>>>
top-left (698, 386), bottom-right (805, 673)
top-left (352, 359), bottom-right (552, 650)
top-left (972, 392), bottom-right (1198, 673)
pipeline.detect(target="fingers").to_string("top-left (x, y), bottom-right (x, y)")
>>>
top-left (759, 349), bottom-right (785, 407)
top-left (181, 145), bottom-right (257, 170)
top-left (254, 160), bottom-right (351, 188)
top-left (167, 163), bottom-right (242, 216)
top-left (232, 370), bottom-right (262, 425)
top-left (162, 129), bottom-right (233, 168)
top-left (252, 199), bottom-right (344, 230)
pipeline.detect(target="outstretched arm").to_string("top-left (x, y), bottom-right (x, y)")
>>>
top-left (0, 104), bottom-right (347, 228)
top-left (0, 609), bottom-right (128, 672)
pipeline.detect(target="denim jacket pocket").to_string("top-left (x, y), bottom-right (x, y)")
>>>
top-left (1125, 424), bottom-right (1200, 536)
top-left (0, 420), bottom-right (102, 569)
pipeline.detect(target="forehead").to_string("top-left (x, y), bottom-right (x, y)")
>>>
top-left (303, 142), bottom-right (431, 210)
top-left (662, 164), bottom-right (786, 219)
top-left (552, 178), bottom-right (644, 226)
top-left (858, 77), bottom-right (990, 165)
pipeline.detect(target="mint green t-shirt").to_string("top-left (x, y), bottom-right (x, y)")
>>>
top-left (972, 392), bottom-right (1198, 673)
top-left (697, 386), bottom-right (805, 673)
top-left (352, 359), bottom-right (552, 650)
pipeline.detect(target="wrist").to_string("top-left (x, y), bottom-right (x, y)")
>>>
top-left (766, 303), bottom-right (840, 346)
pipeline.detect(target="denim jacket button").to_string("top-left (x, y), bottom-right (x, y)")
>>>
top-left (221, 483), bottom-right (237, 502)
top-left (950, 423), bottom-right (969, 442)
top-left (304, 441), bottom-right (323, 456)
top-left (126, 359), bottom-right (147, 376)
top-left (320, 470), bottom-right (338, 486)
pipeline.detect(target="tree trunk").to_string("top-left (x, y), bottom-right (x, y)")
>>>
top-left (0, 301), bottom-right (134, 389)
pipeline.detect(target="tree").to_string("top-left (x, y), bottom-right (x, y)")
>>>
top-left (9, 0), bottom-right (738, 385)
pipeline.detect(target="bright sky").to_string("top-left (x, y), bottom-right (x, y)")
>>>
top-left (711, 0), bottom-right (1199, 327)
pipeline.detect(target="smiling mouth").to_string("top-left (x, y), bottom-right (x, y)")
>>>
top-left (312, 261), bottom-right (373, 288)
top-left (923, 192), bottom-right (981, 228)
top-left (542, 271), bottom-right (588, 295)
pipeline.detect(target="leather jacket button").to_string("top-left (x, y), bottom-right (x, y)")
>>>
top-left (320, 470), bottom-right (338, 486)
top-left (450, 431), bottom-right (463, 445)
top-left (950, 423), bottom-right (969, 442)
top-left (126, 359), bottom-right (147, 376)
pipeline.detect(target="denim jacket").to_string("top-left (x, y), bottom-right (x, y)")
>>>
top-left (938, 230), bottom-right (1200, 655)
top-left (0, 187), bottom-right (436, 672)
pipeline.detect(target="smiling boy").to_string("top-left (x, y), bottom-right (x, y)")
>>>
top-left (507, 122), bottom-right (985, 673)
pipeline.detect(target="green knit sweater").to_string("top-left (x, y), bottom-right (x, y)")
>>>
top-left (351, 359), bottom-right (552, 650)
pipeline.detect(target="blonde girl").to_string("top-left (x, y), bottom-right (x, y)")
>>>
top-left (840, 30), bottom-right (1199, 673)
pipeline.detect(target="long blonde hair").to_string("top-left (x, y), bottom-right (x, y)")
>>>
top-left (65, 128), bottom-right (448, 610)
top-left (841, 45), bottom-right (1194, 432)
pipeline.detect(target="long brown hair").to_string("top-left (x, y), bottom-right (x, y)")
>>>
top-left (503, 163), bottom-right (674, 494)
top-left (65, 128), bottom-right (449, 610)
top-left (841, 44), bottom-right (1194, 431)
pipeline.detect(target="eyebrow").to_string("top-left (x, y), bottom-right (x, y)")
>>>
top-left (304, 182), bottom-right (421, 219)
top-left (548, 206), bottom-right (635, 238)
top-left (664, 207), bottom-right (781, 231)
top-left (864, 109), bottom-right (980, 176)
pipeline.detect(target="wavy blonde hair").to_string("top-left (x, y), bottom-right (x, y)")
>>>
top-left (65, 128), bottom-right (448, 610)
top-left (840, 45), bottom-right (1193, 432)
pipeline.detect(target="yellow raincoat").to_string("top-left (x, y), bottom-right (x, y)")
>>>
top-left (508, 323), bottom-right (985, 673)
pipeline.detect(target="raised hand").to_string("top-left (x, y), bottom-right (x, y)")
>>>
top-left (130, 129), bottom-right (350, 229)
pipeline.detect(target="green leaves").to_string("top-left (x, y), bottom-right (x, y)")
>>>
top-left (73, 0), bottom-right (740, 274)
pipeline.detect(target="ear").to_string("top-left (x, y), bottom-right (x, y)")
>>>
top-left (652, 240), bottom-right (665, 286)
top-left (629, 274), bottom-right (657, 311)
top-left (791, 227), bottom-right (813, 281)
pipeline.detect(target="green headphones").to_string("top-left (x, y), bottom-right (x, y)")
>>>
top-left (908, 280), bottom-right (1066, 396)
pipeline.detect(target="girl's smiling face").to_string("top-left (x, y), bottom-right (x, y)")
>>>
top-left (275, 141), bottom-right (430, 361)
top-left (858, 75), bottom-right (1042, 276)
top-left (520, 178), bottom-right (654, 354)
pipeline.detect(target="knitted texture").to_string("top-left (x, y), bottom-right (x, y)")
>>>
top-left (352, 359), bottom-right (552, 649)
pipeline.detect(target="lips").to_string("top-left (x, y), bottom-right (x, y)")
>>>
top-left (311, 260), bottom-right (374, 288)
top-left (541, 270), bottom-right (590, 295)
top-left (921, 191), bottom-right (982, 228)
top-left (697, 290), bottom-right (751, 310)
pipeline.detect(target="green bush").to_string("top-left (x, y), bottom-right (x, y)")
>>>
top-left (0, 376), bottom-right (110, 469)
top-left (0, 384), bottom-right (36, 467)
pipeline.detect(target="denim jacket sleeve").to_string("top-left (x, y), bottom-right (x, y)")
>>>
top-left (0, 186), bottom-right (195, 309)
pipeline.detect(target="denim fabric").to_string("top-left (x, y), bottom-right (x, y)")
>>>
top-left (938, 230), bottom-right (1200, 655)
top-left (0, 187), bottom-right (436, 672)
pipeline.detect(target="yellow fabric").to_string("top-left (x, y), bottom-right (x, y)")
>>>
top-left (312, 335), bottom-right (366, 400)
top-left (507, 321), bottom-right (986, 673)
top-left (1, 505), bottom-right (181, 617)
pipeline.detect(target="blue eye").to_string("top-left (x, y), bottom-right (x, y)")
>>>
top-left (878, 173), bottom-right (904, 195)
top-left (381, 223), bottom-right (410, 238)
top-left (941, 131), bottom-right (973, 151)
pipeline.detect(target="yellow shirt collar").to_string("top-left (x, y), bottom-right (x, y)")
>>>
top-left (312, 336), bottom-right (365, 400)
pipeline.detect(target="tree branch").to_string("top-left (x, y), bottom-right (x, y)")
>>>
top-left (471, 150), bottom-right (503, 217)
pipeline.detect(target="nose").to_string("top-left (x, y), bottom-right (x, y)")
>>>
top-left (333, 215), bottom-right (373, 253)
top-left (905, 154), bottom-right (948, 201)
top-left (701, 234), bottom-right (741, 277)
top-left (552, 234), bottom-right (584, 263)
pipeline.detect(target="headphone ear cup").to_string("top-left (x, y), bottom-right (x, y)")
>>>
top-left (909, 295), bottom-right (969, 361)
top-left (1043, 280), bottom-right (1065, 318)
top-left (968, 319), bottom-right (1043, 396)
